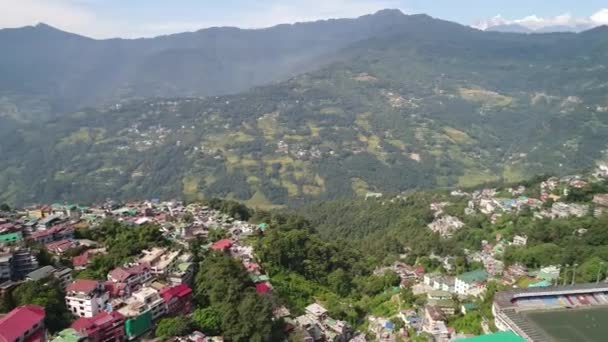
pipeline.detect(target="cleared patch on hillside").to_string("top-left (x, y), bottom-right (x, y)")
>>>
top-left (459, 87), bottom-right (514, 108)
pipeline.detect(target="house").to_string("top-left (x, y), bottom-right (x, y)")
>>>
top-left (256, 282), bottom-right (272, 295)
top-left (295, 303), bottom-right (353, 341)
top-left (107, 264), bottom-right (152, 291)
top-left (160, 284), bottom-right (193, 316)
top-left (45, 239), bottom-right (77, 255)
top-left (512, 235), bottom-right (527, 246)
top-left (422, 305), bottom-right (449, 342)
top-left (455, 269), bottom-right (489, 297)
top-left (73, 251), bottom-right (93, 270)
top-left (593, 194), bottom-right (608, 207)
top-left (65, 279), bottom-right (110, 318)
top-left (0, 305), bottom-right (46, 342)
top-left (210, 239), bottom-right (233, 252)
top-left (71, 311), bottom-right (126, 342)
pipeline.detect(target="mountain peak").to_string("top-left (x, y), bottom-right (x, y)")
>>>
top-left (372, 9), bottom-right (405, 17)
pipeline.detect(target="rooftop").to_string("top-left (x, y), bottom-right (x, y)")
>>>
top-left (0, 305), bottom-right (45, 342)
top-left (458, 269), bottom-right (489, 284)
top-left (66, 279), bottom-right (99, 295)
top-left (456, 332), bottom-right (525, 342)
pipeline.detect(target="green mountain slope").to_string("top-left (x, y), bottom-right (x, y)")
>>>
top-left (0, 10), bottom-right (430, 117)
top-left (2, 17), bottom-right (608, 206)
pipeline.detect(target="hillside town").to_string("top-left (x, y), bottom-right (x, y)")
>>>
top-left (0, 169), bottom-right (607, 342)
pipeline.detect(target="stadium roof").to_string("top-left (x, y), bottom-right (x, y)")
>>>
top-left (494, 282), bottom-right (608, 309)
top-left (457, 332), bottom-right (525, 342)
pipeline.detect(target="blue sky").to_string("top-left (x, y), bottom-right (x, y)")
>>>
top-left (0, 0), bottom-right (607, 38)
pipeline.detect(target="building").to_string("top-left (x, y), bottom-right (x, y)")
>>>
top-left (26, 265), bottom-right (73, 288)
top-left (456, 331), bottom-right (525, 342)
top-left (159, 284), bottom-right (193, 316)
top-left (295, 303), bottom-right (353, 341)
top-left (0, 253), bottom-right (12, 281)
top-left (493, 283), bottom-right (608, 341)
top-left (0, 231), bottom-right (23, 244)
top-left (124, 311), bottom-right (153, 341)
top-left (52, 328), bottom-right (86, 342)
top-left (11, 248), bottom-right (39, 280)
top-left (512, 235), bottom-right (527, 246)
top-left (455, 269), bottom-right (489, 296)
top-left (118, 287), bottom-right (166, 321)
top-left (71, 311), bottom-right (126, 342)
top-left (0, 305), bottom-right (46, 342)
top-left (210, 239), bottom-right (233, 252)
top-left (422, 305), bottom-right (449, 342)
top-left (66, 280), bottom-right (110, 318)
top-left (107, 264), bottom-right (152, 291)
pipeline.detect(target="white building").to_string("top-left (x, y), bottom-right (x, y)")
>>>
top-left (512, 235), bottom-right (528, 246)
top-left (118, 287), bottom-right (166, 320)
top-left (454, 269), bottom-right (489, 297)
top-left (65, 279), bottom-right (110, 317)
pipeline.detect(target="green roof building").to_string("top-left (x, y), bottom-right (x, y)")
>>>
top-left (0, 232), bottom-right (22, 244)
top-left (52, 329), bottom-right (85, 342)
top-left (456, 269), bottom-right (489, 296)
top-left (125, 311), bottom-right (153, 340)
top-left (455, 331), bottom-right (525, 342)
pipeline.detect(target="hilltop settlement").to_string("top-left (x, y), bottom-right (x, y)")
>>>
top-left (1, 165), bottom-right (608, 341)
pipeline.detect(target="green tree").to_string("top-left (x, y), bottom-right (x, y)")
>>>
top-left (155, 317), bottom-right (191, 338)
top-left (0, 203), bottom-right (10, 212)
top-left (192, 307), bottom-right (222, 336)
top-left (10, 279), bottom-right (71, 333)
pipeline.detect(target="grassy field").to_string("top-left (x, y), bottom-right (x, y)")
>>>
top-left (524, 307), bottom-right (608, 341)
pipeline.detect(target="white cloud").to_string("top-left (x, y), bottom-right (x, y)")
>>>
top-left (473, 8), bottom-right (608, 31)
top-left (591, 9), bottom-right (608, 25)
top-left (0, 0), bottom-right (127, 38)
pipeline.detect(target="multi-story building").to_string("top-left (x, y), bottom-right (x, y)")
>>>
top-left (108, 264), bottom-right (152, 291)
top-left (11, 248), bottom-right (39, 280)
top-left (66, 280), bottom-right (110, 318)
top-left (455, 269), bottom-right (489, 297)
top-left (0, 253), bottom-right (12, 281)
top-left (71, 311), bottom-right (126, 342)
top-left (118, 287), bottom-right (166, 321)
top-left (0, 304), bottom-right (46, 342)
top-left (160, 284), bottom-right (193, 316)
top-left (26, 265), bottom-right (73, 288)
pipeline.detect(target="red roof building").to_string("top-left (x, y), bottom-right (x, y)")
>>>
top-left (71, 311), bottom-right (126, 342)
top-left (210, 239), bottom-right (233, 252)
top-left (107, 264), bottom-right (152, 291)
top-left (256, 282), bottom-right (272, 295)
top-left (73, 251), bottom-right (92, 270)
top-left (159, 284), bottom-right (193, 316)
top-left (45, 239), bottom-right (76, 255)
top-left (0, 305), bottom-right (46, 342)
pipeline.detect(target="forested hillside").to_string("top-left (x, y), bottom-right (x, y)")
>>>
top-left (1, 14), bottom-right (608, 206)
top-left (0, 9), bottom-right (425, 117)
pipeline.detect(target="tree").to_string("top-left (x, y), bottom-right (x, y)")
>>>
top-left (0, 203), bottom-right (10, 212)
top-left (10, 279), bottom-right (71, 333)
top-left (155, 317), bottom-right (191, 338)
top-left (192, 307), bottom-right (222, 336)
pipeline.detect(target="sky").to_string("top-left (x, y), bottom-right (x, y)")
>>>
top-left (0, 0), bottom-right (607, 38)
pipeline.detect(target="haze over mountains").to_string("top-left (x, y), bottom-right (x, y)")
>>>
top-left (0, 9), bottom-right (428, 116)
top-left (1, 10), bottom-right (608, 206)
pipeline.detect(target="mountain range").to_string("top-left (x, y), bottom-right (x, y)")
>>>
top-left (1, 10), bottom-right (608, 207)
